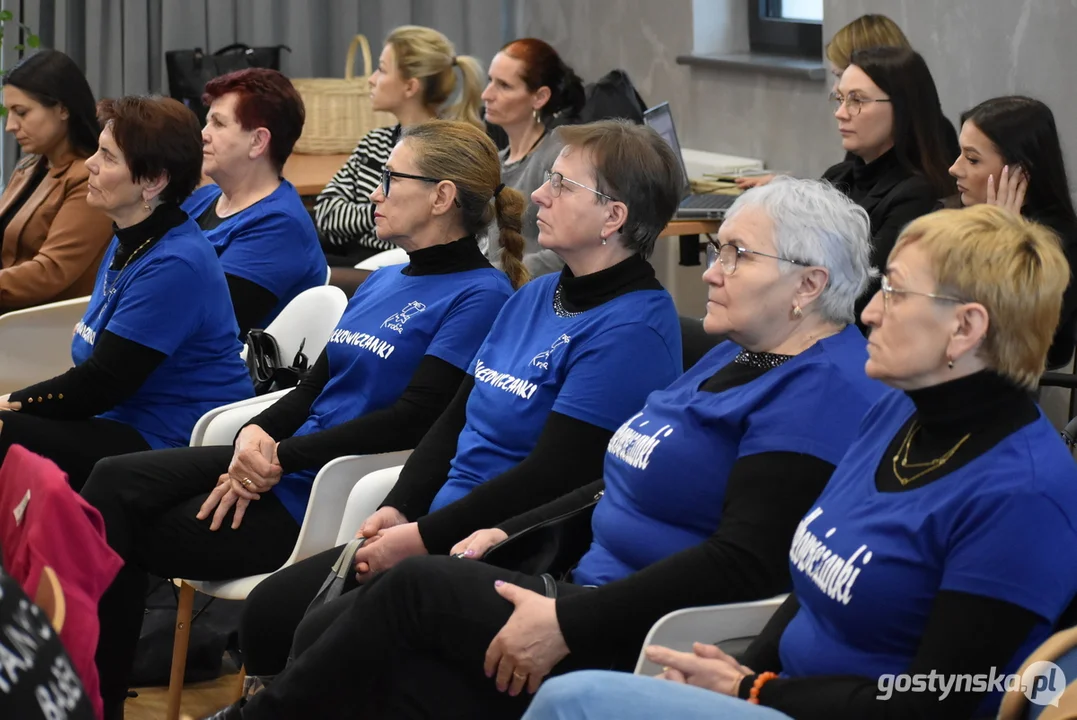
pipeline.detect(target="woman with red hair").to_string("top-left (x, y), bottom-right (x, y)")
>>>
top-left (182, 68), bottom-right (327, 338)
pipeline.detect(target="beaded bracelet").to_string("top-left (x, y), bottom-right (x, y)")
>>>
top-left (748, 671), bottom-right (778, 705)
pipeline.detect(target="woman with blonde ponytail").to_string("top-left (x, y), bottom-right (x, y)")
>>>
top-left (202, 121), bottom-right (686, 719)
top-left (314, 25), bottom-right (485, 274)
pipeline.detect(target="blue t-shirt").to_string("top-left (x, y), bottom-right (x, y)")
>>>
top-left (72, 219), bottom-right (254, 449)
top-left (572, 326), bottom-right (887, 586)
top-left (271, 263), bottom-right (513, 522)
top-left (182, 181), bottom-right (327, 327)
top-left (778, 389), bottom-right (1077, 714)
top-left (428, 273), bottom-right (682, 512)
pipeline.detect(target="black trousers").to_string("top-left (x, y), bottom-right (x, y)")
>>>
top-left (239, 555), bottom-right (621, 720)
top-left (80, 446), bottom-right (301, 711)
top-left (239, 544), bottom-right (357, 675)
top-left (0, 411), bottom-right (150, 490)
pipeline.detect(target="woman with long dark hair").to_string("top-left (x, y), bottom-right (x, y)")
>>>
top-left (0, 49), bottom-right (112, 310)
top-left (821, 46), bottom-right (955, 323)
top-left (948, 95), bottom-right (1077, 368)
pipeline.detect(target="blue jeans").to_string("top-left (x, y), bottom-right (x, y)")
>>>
top-left (522, 671), bottom-right (794, 720)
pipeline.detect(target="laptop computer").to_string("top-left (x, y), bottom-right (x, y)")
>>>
top-left (643, 102), bottom-right (738, 220)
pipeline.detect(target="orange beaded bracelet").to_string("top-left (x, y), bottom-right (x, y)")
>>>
top-left (748, 672), bottom-right (779, 704)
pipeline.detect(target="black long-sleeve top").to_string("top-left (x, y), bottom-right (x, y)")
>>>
top-left (7, 204), bottom-right (191, 418)
top-left (380, 254), bottom-right (665, 553)
top-left (241, 236), bottom-right (492, 473)
top-left (735, 371), bottom-right (1046, 719)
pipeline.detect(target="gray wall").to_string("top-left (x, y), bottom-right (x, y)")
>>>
top-left (514, 0), bottom-right (1077, 180)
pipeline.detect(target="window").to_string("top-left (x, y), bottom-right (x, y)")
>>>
top-left (748, 0), bottom-right (823, 58)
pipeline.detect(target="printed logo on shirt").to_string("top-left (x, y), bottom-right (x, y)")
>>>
top-left (530, 334), bottom-right (572, 370)
top-left (381, 301), bottom-right (427, 334)
top-left (327, 329), bottom-right (395, 360)
top-left (73, 321), bottom-right (96, 346)
top-left (607, 411), bottom-right (674, 470)
top-left (474, 359), bottom-right (538, 400)
top-left (788, 507), bottom-right (872, 606)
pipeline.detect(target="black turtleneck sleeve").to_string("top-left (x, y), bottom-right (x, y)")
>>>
top-left (227, 274), bottom-right (280, 340)
top-left (7, 205), bottom-right (188, 419)
top-left (244, 236), bottom-right (492, 471)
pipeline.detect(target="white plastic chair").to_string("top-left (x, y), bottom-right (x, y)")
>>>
top-left (354, 247), bottom-right (408, 271)
top-left (166, 400), bottom-right (411, 719)
top-left (334, 464), bottom-right (406, 543)
top-left (0, 296), bottom-right (90, 394)
top-left (249, 284), bottom-right (348, 366)
top-left (633, 595), bottom-right (787, 677)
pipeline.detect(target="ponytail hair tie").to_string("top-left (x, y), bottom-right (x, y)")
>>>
top-left (493, 183), bottom-right (505, 198)
top-left (452, 56), bottom-right (459, 66)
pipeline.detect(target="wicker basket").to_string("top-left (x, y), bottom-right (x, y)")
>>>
top-left (291, 34), bottom-right (396, 155)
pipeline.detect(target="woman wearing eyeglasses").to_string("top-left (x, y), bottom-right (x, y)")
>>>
top-left (823, 46), bottom-right (954, 327)
top-left (203, 177), bottom-right (892, 720)
top-left (222, 120), bottom-right (684, 699)
top-left (519, 204), bottom-right (1077, 720)
top-left (81, 120), bottom-right (524, 718)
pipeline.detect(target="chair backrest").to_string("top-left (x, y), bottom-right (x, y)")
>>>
top-left (189, 389), bottom-right (292, 447)
top-left (680, 315), bottom-right (724, 371)
top-left (262, 285), bottom-right (348, 366)
top-left (0, 296), bottom-right (90, 394)
top-left (334, 464), bottom-right (407, 544)
top-left (288, 456), bottom-right (410, 566)
top-left (354, 247), bottom-right (408, 271)
top-left (35, 566), bottom-right (66, 632)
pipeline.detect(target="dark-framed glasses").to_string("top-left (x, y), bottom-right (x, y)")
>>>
top-left (381, 167), bottom-right (445, 198)
top-left (879, 274), bottom-right (968, 313)
top-left (543, 170), bottom-right (616, 201)
top-left (706, 237), bottom-right (807, 275)
top-left (828, 91), bottom-right (891, 117)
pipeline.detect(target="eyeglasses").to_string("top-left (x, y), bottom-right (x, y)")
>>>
top-left (879, 274), bottom-right (968, 313)
top-left (543, 170), bottom-right (616, 202)
top-left (706, 238), bottom-right (806, 275)
top-left (381, 168), bottom-right (444, 198)
top-left (829, 91), bottom-right (891, 117)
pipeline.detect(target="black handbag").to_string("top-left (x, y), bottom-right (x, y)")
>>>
top-left (479, 489), bottom-right (604, 581)
top-left (243, 330), bottom-right (309, 395)
top-left (165, 43), bottom-right (291, 125)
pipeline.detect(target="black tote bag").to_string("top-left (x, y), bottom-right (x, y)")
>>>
top-left (165, 43), bottom-right (291, 125)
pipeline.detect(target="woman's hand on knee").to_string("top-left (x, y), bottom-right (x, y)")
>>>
top-left (450, 528), bottom-right (509, 559)
top-left (353, 522), bottom-right (427, 579)
top-left (356, 506), bottom-right (408, 539)
top-left (197, 473), bottom-right (257, 530)
top-left (230, 425), bottom-right (282, 490)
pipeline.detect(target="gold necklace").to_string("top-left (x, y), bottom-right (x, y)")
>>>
top-left (892, 421), bottom-right (971, 486)
top-left (105, 236), bottom-right (155, 297)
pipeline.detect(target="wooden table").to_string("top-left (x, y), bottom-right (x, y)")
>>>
top-left (283, 154), bottom-right (721, 266)
top-left (283, 153), bottom-right (351, 197)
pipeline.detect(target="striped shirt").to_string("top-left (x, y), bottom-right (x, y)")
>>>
top-left (313, 125), bottom-right (401, 253)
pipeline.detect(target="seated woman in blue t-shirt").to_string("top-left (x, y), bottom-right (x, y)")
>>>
top-left (0, 96), bottom-right (253, 491)
top-left (181, 68), bottom-right (327, 337)
top-left (521, 205), bottom-right (1077, 720)
top-left (202, 180), bottom-right (891, 720)
top-left (79, 119), bottom-right (525, 716)
top-left (227, 119), bottom-right (686, 687)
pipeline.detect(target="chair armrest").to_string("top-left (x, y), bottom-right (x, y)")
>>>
top-left (1039, 371), bottom-right (1077, 389)
top-left (190, 389), bottom-right (292, 447)
top-left (633, 595), bottom-right (787, 677)
top-left (333, 464), bottom-right (407, 545)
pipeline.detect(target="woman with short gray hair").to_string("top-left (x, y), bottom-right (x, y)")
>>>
top-left (202, 178), bottom-right (890, 720)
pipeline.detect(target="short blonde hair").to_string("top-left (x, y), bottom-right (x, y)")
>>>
top-left (893, 205), bottom-right (1069, 389)
top-left (825, 14), bottom-right (911, 70)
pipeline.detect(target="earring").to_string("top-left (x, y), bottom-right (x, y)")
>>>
top-left (947, 357), bottom-right (955, 369)
top-left (533, 109), bottom-right (541, 124)
top-left (142, 201), bottom-right (150, 210)
top-left (792, 305), bottom-right (803, 319)
top-left (601, 237), bottom-right (607, 246)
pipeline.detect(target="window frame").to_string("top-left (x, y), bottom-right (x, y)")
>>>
top-left (748, 0), bottom-right (823, 58)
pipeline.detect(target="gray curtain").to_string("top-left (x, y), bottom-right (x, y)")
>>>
top-left (2, 0), bottom-right (515, 177)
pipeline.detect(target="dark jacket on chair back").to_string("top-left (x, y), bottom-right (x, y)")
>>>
top-left (823, 149), bottom-right (940, 328)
